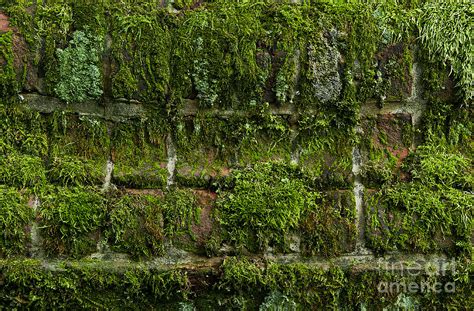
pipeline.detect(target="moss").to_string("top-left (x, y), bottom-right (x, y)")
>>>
top-left (365, 145), bottom-right (473, 256)
top-left (107, 193), bottom-right (165, 259)
top-left (0, 31), bottom-right (17, 99)
top-left (296, 112), bottom-right (355, 189)
top-left (110, 3), bottom-right (172, 102)
top-left (175, 107), bottom-right (292, 187)
top-left (300, 190), bottom-right (357, 257)
top-left (0, 258), bottom-right (472, 309)
top-left (162, 188), bottom-right (200, 239)
top-left (39, 186), bottom-right (106, 258)
top-left (0, 104), bottom-right (48, 157)
top-left (0, 152), bottom-right (46, 190)
top-left (0, 259), bottom-right (189, 309)
top-left (216, 162), bottom-right (311, 252)
top-left (47, 112), bottom-right (110, 186)
top-left (0, 187), bottom-right (34, 257)
top-left (111, 117), bottom-right (168, 188)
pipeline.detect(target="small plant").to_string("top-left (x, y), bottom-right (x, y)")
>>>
top-left (55, 30), bottom-right (103, 103)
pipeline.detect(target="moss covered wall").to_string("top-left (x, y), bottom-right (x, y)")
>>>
top-left (0, 0), bottom-right (472, 309)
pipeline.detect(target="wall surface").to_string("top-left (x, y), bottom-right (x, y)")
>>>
top-left (0, 0), bottom-right (472, 309)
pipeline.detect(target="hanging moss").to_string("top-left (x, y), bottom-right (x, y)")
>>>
top-left (39, 186), bottom-right (106, 258)
top-left (47, 112), bottom-right (110, 186)
top-left (0, 187), bottom-right (34, 257)
top-left (111, 117), bottom-right (168, 188)
top-left (175, 106), bottom-right (293, 187)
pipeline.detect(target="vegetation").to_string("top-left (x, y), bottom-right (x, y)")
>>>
top-left (39, 187), bottom-right (107, 258)
top-left (0, 187), bottom-right (34, 257)
top-left (107, 194), bottom-right (164, 258)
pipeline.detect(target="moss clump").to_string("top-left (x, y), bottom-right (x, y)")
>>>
top-left (107, 194), bottom-right (164, 259)
top-left (0, 152), bottom-right (46, 190)
top-left (0, 187), bottom-right (34, 257)
top-left (218, 258), bottom-right (346, 309)
top-left (39, 187), bottom-right (106, 258)
top-left (48, 155), bottom-right (104, 186)
top-left (0, 105), bottom-right (48, 157)
top-left (366, 145), bottom-right (473, 256)
top-left (0, 31), bottom-right (17, 99)
top-left (162, 188), bottom-right (200, 239)
top-left (111, 118), bottom-right (168, 188)
top-left (297, 112), bottom-right (355, 189)
top-left (175, 107), bottom-right (292, 187)
top-left (300, 190), bottom-right (357, 257)
top-left (55, 30), bottom-right (103, 103)
top-left (47, 112), bottom-right (110, 186)
top-left (216, 162), bottom-right (310, 252)
top-left (0, 259), bottom-right (189, 309)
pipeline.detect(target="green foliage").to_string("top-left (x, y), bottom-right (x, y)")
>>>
top-left (0, 105), bottom-right (48, 157)
top-left (55, 30), bottom-right (103, 103)
top-left (39, 187), bottom-right (106, 258)
top-left (418, 0), bottom-right (473, 102)
top-left (107, 194), bottom-right (164, 259)
top-left (0, 152), bottom-right (46, 190)
top-left (0, 31), bottom-right (17, 99)
top-left (111, 118), bottom-right (168, 188)
top-left (216, 162), bottom-right (310, 252)
top-left (48, 155), bottom-right (103, 186)
top-left (0, 187), bottom-right (34, 257)
top-left (0, 259), bottom-right (189, 309)
top-left (366, 145), bottom-right (473, 256)
top-left (162, 189), bottom-right (200, 238)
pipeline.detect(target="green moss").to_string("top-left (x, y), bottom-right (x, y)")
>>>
top-left (216, 162), bottom-right (310, 252)
top-left (0, 259), bottom-right (189, 309)
top-left (0, 31), bottom-right (17, 99)
top-left (0, 105), bottom-right (49, 157)
top-left (0, 152), bottom-right (46, 190)
top-left (162, 188), bottom-right (200, 239)
top-left (111, 118), bottom-right (168, 188)
top-left (175, 107), bottom-right (292, 187)
top-left (296, 112), bottom-right (355, 189)
top-left (0, 187), bottom-right (34, 257)
top-left (39, 187), bottom-right (106, 258)
top-left (110, 4), bottom-right (172, 102)
top-left (300, 190), bottom-right (357, 257)
top-left (107, 193), bottom-right (164, 259)
top-left (366, 145), bottom-right (473, 256)
top-left (47, 112), bottom-right (110, 186)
